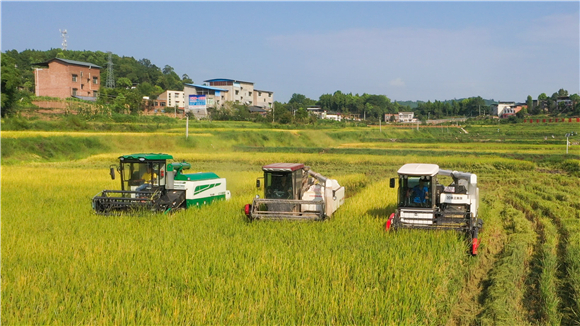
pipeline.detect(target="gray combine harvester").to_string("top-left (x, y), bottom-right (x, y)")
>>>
top-left (244, 163), bottom-right (345, 221)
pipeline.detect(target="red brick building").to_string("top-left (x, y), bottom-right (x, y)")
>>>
top-left (33, 58), bottom-right (102, 100)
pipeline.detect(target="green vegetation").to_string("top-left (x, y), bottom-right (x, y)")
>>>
top-left (1, 122), bottom-right (579, 324)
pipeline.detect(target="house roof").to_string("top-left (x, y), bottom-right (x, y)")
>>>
top-left (249, 106), bottom-right (268, 113)
top-left (183, 83), bottom-right (228, 92)
top-left (254, 89), bottom-right (273, 93)
top-left (204, 78), bottom-right (254, 85)
top-left (72, 95), bottom-right (97, 102)
top-left (32, 58), bottom-right (102, 69)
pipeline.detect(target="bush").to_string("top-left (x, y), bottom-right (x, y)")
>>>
top-left (561, 159), bottom-right (580, 177)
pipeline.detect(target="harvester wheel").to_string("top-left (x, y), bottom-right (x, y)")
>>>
top-left (471, 228), bottom-right (480, 256)
top-left (385, 213), bottom-right (395, 231)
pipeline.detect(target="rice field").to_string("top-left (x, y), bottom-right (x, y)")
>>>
top-left (2, 122), bottom-right (579, 325)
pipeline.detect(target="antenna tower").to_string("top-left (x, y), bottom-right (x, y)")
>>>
top-left (59, 29), bottom-right (68, 50)
top-left (106, 52), bottom-right (115, 88)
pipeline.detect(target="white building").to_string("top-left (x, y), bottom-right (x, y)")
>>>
top-left (204, 79), bottom-right (274, 109)
top-left (158, 90), bottom-right (185, 109)
top-left (204, 79), bottom-right (255, 105)
top-left (183, 83), bottom-right (230, 118)
top-left (490, 101), bottom-right (515, 117)
top-left (398, 112), bottom-right (415, 122)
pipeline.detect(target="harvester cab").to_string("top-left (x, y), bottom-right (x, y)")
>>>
top-left (386, 163), bottom-right (484, 255)
top-left (92, 153), bottom-right (231, 214)
top-left (244, 163), bottom-right (345, 220)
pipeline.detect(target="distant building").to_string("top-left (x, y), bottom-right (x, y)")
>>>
top-left (32, 58), bottom-right (102, 100)
top-left (556, 96), bottom-right (573, 110)
top-left (500, 105), bottom-right (525, 119)
top-left (490, 101), bottom-right (515, 116)
top-left (158, 90), bottom-right (185, 109)
top-left (249, 106), bottom-right (268, 117)
top-left (183, 84), bottom-right (228, 110)
top-left (204, 79), bottom-right (255, 105)
top-left (204, 79), bottom-right (274, 109)
top-left (253, 89), bottom-right (274, 110)
top-left (398, 112), bottom-right (415, 122)
top-left (323, 112), bottom-right (342, 121)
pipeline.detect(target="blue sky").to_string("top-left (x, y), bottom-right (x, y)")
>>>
top-left (2, 1), bottom-right (578, 103)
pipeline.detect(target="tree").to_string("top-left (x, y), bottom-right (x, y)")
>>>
top-left (526, 95), bottom-right (533, 114)
top-left (557, 88), bottom-right (568, 97)
top-left (116, 77), bottom-right (132, 89)
top-left (162, 65), bottom-right (174, 75)
top-left (182, 74), bottom-right (193, 84)
top-left (1, 54), bottom-right (20, 117)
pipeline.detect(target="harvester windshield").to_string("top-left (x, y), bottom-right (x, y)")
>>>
top-left (120, 161), bottom-right (166, 191)
top-left (398, 175), bottom-right (432, 208)
top-left (264, 172), bottom-right (294, 199)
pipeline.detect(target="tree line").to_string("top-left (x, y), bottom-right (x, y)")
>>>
top-left (2, 49), bottom-right (579, 120)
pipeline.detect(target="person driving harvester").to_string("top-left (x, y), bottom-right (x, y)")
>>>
top-left (408, 179), bottom-right (429, 205)
top-left (136, 166), bottom-right (157, 192)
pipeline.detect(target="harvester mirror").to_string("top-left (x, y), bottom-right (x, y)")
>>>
top-left (390, 178), bottom-right (395, 188)
top-left (256, 179), bottom-right (261, 188)
top-left (109, 166), bottom-right (116, 180)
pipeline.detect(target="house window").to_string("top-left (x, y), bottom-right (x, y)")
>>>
top-left (249, 91), bottom-right (252, 96)
top-left (268, 93), bottom-right (271, 97)
top-left (235, 90), bottom-right (239, 95)
top-left (72, 74), bottom-right (78, 82)
top-left (258, 92), bottom-right (262, 96)
top-left (93, 77), bottom-right (98, 84)
top-left (161, 102), bottom-right (166, 107)
top-left (72, 88), bottom-right (78, 96)
top-left (93, 90), bottom-right (98, 97)
top-left (81, 84), bottom-right (84, 90)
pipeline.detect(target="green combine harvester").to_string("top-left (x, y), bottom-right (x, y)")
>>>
top-left (92, 153), bottom-right (230, 214)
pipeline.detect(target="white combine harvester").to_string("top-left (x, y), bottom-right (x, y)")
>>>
top-left (244, 163), bottom-right (345, 221)
top-left (386, 163), bottom-right (483, 255)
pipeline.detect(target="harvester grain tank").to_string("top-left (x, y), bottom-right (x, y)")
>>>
top-left (244, 163), bottom-right (345, 220)
top-left (386, 163), bottom-right (483, 255)
top-left (92, 153), bottom-right (230, 214)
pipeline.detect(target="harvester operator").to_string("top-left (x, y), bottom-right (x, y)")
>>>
top-left (136, 167), bottom-right (157, 191)
top-left (408, 179), bottom-right (429, 204)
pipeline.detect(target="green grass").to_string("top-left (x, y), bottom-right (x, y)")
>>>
top-left (2, 123), bottom-right (579, 325)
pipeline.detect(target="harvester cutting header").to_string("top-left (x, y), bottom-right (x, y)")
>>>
top-left (244, 163), bottom-right (345, 220)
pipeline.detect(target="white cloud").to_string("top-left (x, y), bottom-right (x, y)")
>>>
top-left (390, 78), bottom-right (405, 87)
